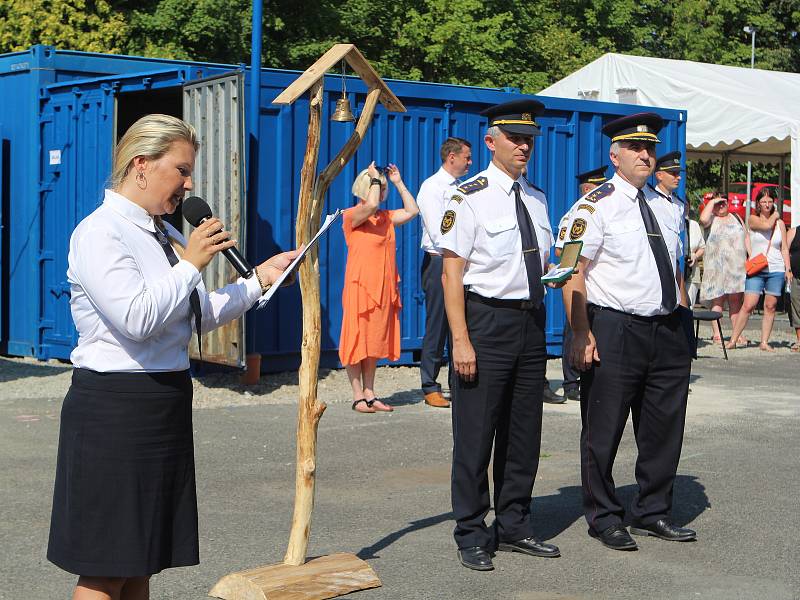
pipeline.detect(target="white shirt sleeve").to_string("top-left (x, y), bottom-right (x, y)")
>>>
top-left (70, 223), bottom-right (202, 342)
top-left (566, 204), bottom-right (604, 261)
top-left (200, 275), bottom-right (262, 332)
top-left (437, 198), bottom-right (476, 260)
top-left (417, 178), bottom-right (446, 249)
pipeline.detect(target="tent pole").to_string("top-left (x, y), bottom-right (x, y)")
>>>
top-left (746, 161), bottom-right (752, 224)
top-left (722, 153), bottom-right (729, 195)
top-left (779, 155), bottom-right (786, 217)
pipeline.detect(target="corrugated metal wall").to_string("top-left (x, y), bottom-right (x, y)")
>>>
top-left (183, 71), bottom-right (248, 367)
top-left (0, 46), bottom-right (687, 369)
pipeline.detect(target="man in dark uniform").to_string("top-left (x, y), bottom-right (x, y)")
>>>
top-left (556, 166), bottom-right (607, 401)
top-left (439, 99), bottom-right (566, 571)
top-left (561, 113), bottom-right (695, 551)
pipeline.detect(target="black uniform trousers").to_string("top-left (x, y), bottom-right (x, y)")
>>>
top-left (561, 320), bottom-right (580, 392)
top-left (420, 252), bottom-right (451, 394)
top-left (580, 305), bottom-right (690, 533)
top-left (452, 293), bottom-right (546, 550)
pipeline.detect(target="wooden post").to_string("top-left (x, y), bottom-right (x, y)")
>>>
top-left (285, 85), bottom-right (382, 566)
top-left (210, 45), bottom-right (405, 600)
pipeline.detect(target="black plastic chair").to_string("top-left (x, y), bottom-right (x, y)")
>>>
top-left (692, 309), bottom-right (728, 360)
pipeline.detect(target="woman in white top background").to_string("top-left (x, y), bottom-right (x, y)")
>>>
top-left (47, 114), bottom-right (299, 600)
top-left (726, 188), bottom-right (791, 351)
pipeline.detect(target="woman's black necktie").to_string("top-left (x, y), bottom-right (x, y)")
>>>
top-left (513, 182), bottom-right (543, 307)
top-left (153, 227), bottom-right (203, 355)
top-left (636, 190), bottom-right (677, 312)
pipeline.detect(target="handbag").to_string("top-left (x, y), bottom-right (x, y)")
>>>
top-left (745, 224), bottom-right (777, 276)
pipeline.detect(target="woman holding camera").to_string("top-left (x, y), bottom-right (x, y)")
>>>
top-left (339, 162), bottom-right (419, 413)
top-left (699, 190), bottom-right (750, 345)
top-left (47, 114), bottom-right (299, 600)
top-left (726, 188), bottom-right (790, 351)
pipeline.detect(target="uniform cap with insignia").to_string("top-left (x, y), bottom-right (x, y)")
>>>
top-left (655, 151), bottom-right (682, 172)
top-left (481, 99), bottom-right (545, 137)
top-left (576, 166), bottom-right (608, 185)
top-left (602, 112), bottom-right (663, 144)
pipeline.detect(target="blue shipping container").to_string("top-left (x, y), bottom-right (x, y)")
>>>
top-left (0, 46), bottom-right (686, 371)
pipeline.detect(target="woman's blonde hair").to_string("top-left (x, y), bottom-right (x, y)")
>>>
top-left (351, 168), bottom-right (387, 200)
top-left (109, 114), bottom-right (199, 189)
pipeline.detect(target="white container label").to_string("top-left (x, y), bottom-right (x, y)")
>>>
top-left (49, 150), bottom-right (61, 165)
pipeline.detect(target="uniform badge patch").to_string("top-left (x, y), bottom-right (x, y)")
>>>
top-left (577, 203), bottom-right (596, 214)
top-left (440, 210), bottom-right (456, 234)
top-left (584, 181), bottom-right (615, 203)
top-left (456, 177), bottom-right (489, 195)
top-left (558, 227), bottom-right (567, 241)
top-left (570, 218), bottom-right (587, 240)
top-left (451, 194), bottom-right (464, 204)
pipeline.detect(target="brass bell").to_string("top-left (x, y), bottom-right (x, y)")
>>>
top-left (331, 96), bottom-right (355, 122)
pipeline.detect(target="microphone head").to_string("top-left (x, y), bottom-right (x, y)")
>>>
top-left (182, 196), bottom-right (212, 226)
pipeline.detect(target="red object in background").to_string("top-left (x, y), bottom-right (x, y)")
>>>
top-left (701, 183), bottom-right (792, 227)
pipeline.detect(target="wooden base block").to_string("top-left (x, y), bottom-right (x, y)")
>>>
top-left (209, 553), bottom-right (381, 600)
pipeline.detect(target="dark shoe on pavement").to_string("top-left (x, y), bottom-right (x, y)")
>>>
top-left (457, 546), bottom-right (494, 571)
top-left (590, 524), bottom-right (638, 551)
top-left (498, 537), bottom-right (560, 558)
top-left (542, 386), bottom-right (566, 404)
top-left (564, 387), bottom-right (580, 401)
top-left (424, 391), bottom-right (450, 408)
top-left (630, 519), bottom-right (697, 542)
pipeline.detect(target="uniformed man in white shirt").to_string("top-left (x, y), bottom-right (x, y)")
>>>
top-left (653, 151), bottom-right (692, 291)
top-left (555, 166), bottom-right (607, 402)
top-left (561, 113), bottom-right (696, 552)
top-left (417, 137), bottom-right (473, 408)
top-left (439, 99), bottom-right (565, 571)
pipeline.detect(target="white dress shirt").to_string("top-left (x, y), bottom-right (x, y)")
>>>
top-left (438, 161), bottom-right (553, 300)
top-left (564, 173), bottom-right (683, 316)
top-left (418, 166), bottom-right (461, 254)
top-left (68, 189), bottom-right (262, 372)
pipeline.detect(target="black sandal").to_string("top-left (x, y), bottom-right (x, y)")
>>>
top-left (351, 398), bottom-right (375, 413)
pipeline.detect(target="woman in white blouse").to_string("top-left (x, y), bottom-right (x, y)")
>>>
top-left (47, 114), bottom-right (299, 600)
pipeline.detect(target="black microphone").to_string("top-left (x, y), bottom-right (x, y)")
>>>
top-left (182, 196), bottom-right (254, 278)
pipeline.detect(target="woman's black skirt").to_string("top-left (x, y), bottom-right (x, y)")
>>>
top-left (47, 368), bottom-right (199, 577)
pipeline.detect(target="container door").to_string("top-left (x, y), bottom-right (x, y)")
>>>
top-left (38, 69), bottom-right (185, 359)
top-left (0, 124), bottom-right (5, 350)
top-left (183, 71), bottom-right (247, 367)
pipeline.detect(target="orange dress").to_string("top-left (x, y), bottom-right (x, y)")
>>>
top-left (338, 207), bottom-right (402, 366)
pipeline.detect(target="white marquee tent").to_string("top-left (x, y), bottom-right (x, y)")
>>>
top-left (539, 53), bottom-right (800, 225)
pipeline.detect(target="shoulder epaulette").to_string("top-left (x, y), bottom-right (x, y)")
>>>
top-left (457, 176), bottom-right (489, 195)
top-left (583, 181), bottom-right (614, 203)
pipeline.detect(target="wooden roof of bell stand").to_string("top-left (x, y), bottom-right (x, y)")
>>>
top-left (272, 43), bottom-right (406, 113)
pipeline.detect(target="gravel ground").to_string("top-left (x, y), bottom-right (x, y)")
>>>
top-left (2, 314), bottom-right (796, 408)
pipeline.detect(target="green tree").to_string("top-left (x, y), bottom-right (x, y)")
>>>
top-left (0, 0), bottom-right (128, 54)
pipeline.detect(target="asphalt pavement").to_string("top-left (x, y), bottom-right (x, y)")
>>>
top-left (1, 321), bottom-right (799, 599)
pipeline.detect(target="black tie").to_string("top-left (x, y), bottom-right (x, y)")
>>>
top-left (153, 227), bottom-right (203, 356)
top-left (637, 190), bottom-right (677, 313)
top-left (513, 182), bottom-right (543, 307)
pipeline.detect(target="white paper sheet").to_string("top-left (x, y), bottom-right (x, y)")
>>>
top-left (257, 209), bottom-right (342, 309)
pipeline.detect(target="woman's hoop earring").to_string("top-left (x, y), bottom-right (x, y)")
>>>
top-left (136, 171), bottom-right (147, 190)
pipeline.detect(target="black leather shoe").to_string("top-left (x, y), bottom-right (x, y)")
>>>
top-left (457, 546), bottom-right (494, 571)
top-left (590, 524), bottom-right (638, 551)
top-left (630, 519), bottom-right (697, 541)
top-left (498, 537), bottom-right (561, 558)
top-left (564, 387), bottom-right (580, 401)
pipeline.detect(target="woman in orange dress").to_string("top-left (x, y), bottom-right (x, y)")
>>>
top-left (340, 161), bottom-right (419, 412)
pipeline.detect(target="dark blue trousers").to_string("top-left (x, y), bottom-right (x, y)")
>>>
top-left (580, 306), bottom-right (690, 533)
top-left (420, 253), bottom-right (450, 394)
top-left (452, 295), bottom-right (546, 550)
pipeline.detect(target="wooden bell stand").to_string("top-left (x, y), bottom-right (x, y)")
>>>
top-left (209, 44), bottom-right (406, 600)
